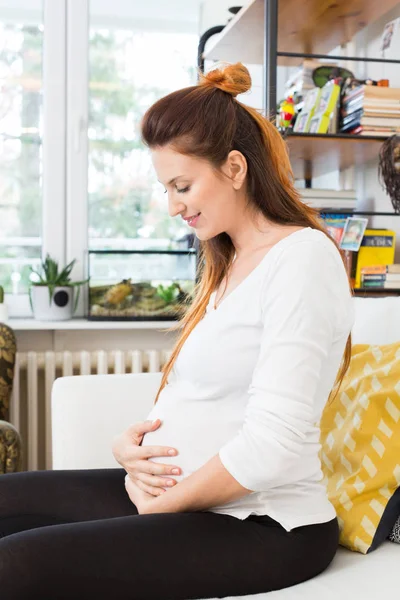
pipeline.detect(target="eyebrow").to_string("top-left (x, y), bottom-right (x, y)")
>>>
top-left (167, 175), bottom-right (183, 185)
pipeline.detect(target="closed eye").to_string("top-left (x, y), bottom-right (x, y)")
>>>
top-left (176, 186), bottom-right (190, 194)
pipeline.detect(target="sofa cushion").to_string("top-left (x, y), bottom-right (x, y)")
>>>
top-left (200, 542), bottom-right (399, 600)
top-left (320, 342), bottom-right (400, 554)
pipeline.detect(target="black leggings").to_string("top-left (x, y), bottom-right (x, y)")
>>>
top-left (0, 468), bottom-right (339, 600)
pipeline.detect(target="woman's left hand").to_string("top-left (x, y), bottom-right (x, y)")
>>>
top-left (125, 474), bottom-right (158, 514)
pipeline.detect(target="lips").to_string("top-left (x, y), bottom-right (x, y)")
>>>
top-left (184, 213), bottom-right (201, 227)
top-left (183, 212), bottom-right (200, 222)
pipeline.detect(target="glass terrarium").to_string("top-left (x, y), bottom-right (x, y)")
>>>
top-left (87, 250), bottom-right (198, 320)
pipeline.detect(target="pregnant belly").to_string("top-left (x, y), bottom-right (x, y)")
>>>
top-left (141, 391), bottom-right (242, 484)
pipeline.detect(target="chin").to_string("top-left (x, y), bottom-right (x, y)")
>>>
top-left (195, 226), bottom-right (224, 242)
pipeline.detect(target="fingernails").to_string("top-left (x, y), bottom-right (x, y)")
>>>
top-left (171, 468), bottom-right (180, 474)
top-left (168, 449), bottom-right (177, 456)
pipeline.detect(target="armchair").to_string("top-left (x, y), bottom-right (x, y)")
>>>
top-left (0, 322), bottom-right (22, 474)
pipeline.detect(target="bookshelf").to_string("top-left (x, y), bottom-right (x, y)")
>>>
top-left (202, 0), bottom-right (400, 297)
top-left (203, 0), bottom-right (400, 166)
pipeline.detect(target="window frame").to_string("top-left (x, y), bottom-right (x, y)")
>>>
top-left (4, 0), bottom-right (67, 317)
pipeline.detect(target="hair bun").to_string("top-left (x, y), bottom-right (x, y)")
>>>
top-left (199, 62), bottom-right (251, 98)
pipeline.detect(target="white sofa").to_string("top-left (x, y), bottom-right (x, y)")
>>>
top-left (51, 296), bottom-right (400, 599)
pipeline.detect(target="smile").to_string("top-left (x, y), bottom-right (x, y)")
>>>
top-left (184, 213), bottom-right (201, 227)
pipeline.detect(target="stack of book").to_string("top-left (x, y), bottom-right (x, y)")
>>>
top-left (355, 229), bottom-right (396, 288)
top-left (361, 264), bottom-right (400, 289)
top-left (340, 85), bottom-right (400, 136)
top-left (299, 189), bottom-right (357, 210)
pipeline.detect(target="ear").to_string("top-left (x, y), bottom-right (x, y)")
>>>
top-left (225, 150), bottom-right (247, 190)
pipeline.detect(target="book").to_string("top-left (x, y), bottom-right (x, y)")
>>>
top-left (354, 229), bottom-right (396, 289)
top-left (304, 199), bottom-right (357, 209)
top-left (384, 282), bottom-right (400, 289)
top-left (299, 188), bottom-right (356, 198)
top-left (344, 124), bottom-right (399, 137)
top-left (361, 264), bottom-right (400, 274)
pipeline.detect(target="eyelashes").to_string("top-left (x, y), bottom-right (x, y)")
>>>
top-left (163, 186), bottom-right (190, 194)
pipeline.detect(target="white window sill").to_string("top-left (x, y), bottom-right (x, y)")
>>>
top-left (6, 318), bottom-right (179, 331)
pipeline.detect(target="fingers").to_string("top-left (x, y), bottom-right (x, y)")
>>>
top-left (128, 419), bottom-right (161, 440)
top-left (135, 479), bottom-right (165, 497)
top-left (140, 446), bottom-right (178, 459)
top-left (136, 472), bottom-right (177, 489)
top-left (135, 459), bottom-right (181, 477)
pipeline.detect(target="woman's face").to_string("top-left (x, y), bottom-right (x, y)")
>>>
top-left (151, 144), bottom-right (247, 241)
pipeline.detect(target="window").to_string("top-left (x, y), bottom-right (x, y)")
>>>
top-left (0, 4), bottom-right (44, 294)
top-left (88, 18), bottom-right (199, 252)
top-left (0, 0), bottom-right (201, 316)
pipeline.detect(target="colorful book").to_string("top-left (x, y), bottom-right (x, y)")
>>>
top-left (355, 229), bottom-right (396, 288)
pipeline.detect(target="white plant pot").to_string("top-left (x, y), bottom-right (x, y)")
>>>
top-left (30, 286), bottom-right (75, 321)
top-left (0, 303), bottom-right (9, 322)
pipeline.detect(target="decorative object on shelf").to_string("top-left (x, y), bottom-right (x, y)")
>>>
top-left (312, 65), bottom-right (354, 89)
top-left (87, 249), bottom-right (197, 321)
top-left (380, 17), bottom-right (400, 60)
top-left (29, 254), bottom-right (90, 321)
top-left (0, 285), bottom-right (8, 323)
top-left (339, 217), bottom-right (368, 252)
top-left (0, 321), bottom-right (22, 474)
top-left (308, 79), bottom-right (341, 134)
top-left (293, 87), bottom-right (321, 133)
top-left (378, 134), bottom-right (400, 213)
top-left (278, 96), bottom-right (295, 130)
top-left (354, 229), bottom-right (396, 289)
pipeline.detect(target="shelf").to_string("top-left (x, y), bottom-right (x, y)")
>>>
top-left (7, 318), bottom-right (179, 331)
top-left (285, 133), bottom-right (386, 180)
top-left (353, 289), bottom-right (400, 296)
top-left (204, 0), bottom-right (400, 66)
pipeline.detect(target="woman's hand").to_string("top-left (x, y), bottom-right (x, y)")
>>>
top-left (111, 419), bottom-right (181, 496)
top-left (124, 474), bottom-right (156, 514)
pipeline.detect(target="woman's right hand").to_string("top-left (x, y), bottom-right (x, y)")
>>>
top-left (111, 419), bottom-right (181, 496)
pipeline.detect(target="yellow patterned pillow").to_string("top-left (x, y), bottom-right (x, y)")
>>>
top-left (320, 342), bottom-right (400, 554)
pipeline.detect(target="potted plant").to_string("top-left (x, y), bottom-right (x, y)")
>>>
top-left (0, 285), bottom-right (8, 322)
top-left (29, 254), bottom-right (90, 321)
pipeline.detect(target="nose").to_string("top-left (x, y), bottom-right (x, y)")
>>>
top-left (168, 195), bottom-right (186, 219)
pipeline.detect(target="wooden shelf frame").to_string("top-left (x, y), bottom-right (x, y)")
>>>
top-left (285, 133), bottom-right (388, 180)
top-left (204, 0), bottom-right (400, 67)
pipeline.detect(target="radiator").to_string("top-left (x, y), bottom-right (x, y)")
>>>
top-left (9, 349), bottom-right (170, 472)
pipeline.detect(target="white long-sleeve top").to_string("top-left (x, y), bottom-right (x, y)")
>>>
top-left (142, 227), bottom-right (355, 531)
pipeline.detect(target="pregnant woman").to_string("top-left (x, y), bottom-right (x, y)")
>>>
top-left (0, 63), bottom-right (354, 600)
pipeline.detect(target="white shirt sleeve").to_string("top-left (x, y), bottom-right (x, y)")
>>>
top-left (218, 240), bottom-right (344, 492)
